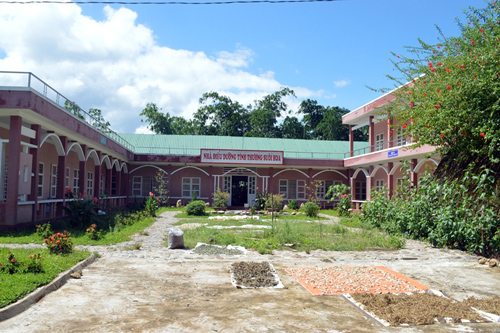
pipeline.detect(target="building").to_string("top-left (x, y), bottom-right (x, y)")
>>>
top-left (0, 72), bottom-right (439, 228)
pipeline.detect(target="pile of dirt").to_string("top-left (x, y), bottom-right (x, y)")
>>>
top-left (351, 293), bottom-right (484, 325)
top-left (463, 296), bottom-right (500, 315)
top-left (192, 244), bottom-right (243, 255)
top-left (231, 261), bottom-right (278, 288)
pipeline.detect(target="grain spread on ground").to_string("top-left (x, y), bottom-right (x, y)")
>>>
top-left (231, 261), bottom-right (278, 288)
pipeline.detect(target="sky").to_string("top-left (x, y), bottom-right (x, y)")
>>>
top-left (0, 0), bottom-right (483, 134)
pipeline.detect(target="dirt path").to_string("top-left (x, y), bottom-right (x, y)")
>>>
top-left (1, 212), bottom-right (500, 332)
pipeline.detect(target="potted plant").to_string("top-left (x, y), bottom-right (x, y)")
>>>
top-left (212, 189), bottom-right (230, 210)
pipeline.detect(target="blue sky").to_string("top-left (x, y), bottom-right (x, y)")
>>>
top-left (0, 0), bottom-right (482, 133)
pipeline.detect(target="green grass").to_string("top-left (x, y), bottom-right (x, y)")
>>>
top-left (319, 209), bottom-right (339, 217)
top-left (175, 218), bottom-right (405, 254)
top-left (338, 213), bottom-right (374, 229)
top-left (260, 213), bottom-right (327, 221)
top-left (0, 207), bottom-right (168, 246)
top-left (0, 248), bottom-right (90, 308)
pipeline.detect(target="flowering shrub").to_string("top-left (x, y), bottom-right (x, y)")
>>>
top-left (145, 192), bottom-right (159, 217)
top-left (254, 187), bottom-right (268, 210)
top-left (86, 223), bottom-right (103, 240)
top-left (44, 231), bottom-right (73, 255)
top-left (327, 184), bottom-right (352, 216)
top-left (25, 253), bottom-right (43, 273)
top-left (0, 252), bottom-right (20, 274)
top-left (36, 222), bottom-right (53, 240)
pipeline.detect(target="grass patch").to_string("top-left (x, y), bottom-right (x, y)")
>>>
top-left (177, 219), bottom-right (405, 254)
top-left (319, 209), bottom-right (339, 217)
top-left (338, 213), bottom-right (374, 229)
top-left (0, 207), bottom-right (167, 246)
top-left (260, 214), bottom-right (327, 221)
top-left (0, 248), bottom-right (90, 308)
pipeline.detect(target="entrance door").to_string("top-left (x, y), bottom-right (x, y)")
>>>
top-left (231, 176), bottom-right (248, 207)
top-left (247, 176), bottom-right (256, 207)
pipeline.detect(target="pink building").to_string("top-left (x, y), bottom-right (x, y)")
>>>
top-left (0, 72), bottom-right (439, 228)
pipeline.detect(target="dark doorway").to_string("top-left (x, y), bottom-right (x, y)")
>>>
top-left (231, 176), bottom-right (248, 207)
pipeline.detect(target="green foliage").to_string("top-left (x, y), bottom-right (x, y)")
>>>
top-left (327, 183), bottom-right (352, 216)
top-left (363, 166), bottom-right (500, 256)
top-left (254, 188), bottom-right (268, 210)
top-left (212, 189), bottom-right (230, 208)
top-left (0, 248), bottom-right (89, 308)
top-left (153, 169), bottom-right (169, 206)
top-left (300, 201), bottom-right (320, 217)
top-left (287, 199), bottom-right (299, 210)
top-left (383, 1), bottom-right (500, 178)
top-left (264, 193), bottom-right (284, 211)
top-left (44, 231), bottom-right (73, 255)
top-left (86, 224), bottom-right (103, 241)
top-left (62, 193), bottom-right (99, 229)
top-left (145, 192), bottom-right (159, 217)
top-left (36, 222), bottom-right (53, 240)
top-left (186, 200), bottom-right (207, 216)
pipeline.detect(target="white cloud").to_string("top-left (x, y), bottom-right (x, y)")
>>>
top-left (334, 80), bottom-right (350, 88)
top-left (0, 1), bottom-right (320, 133)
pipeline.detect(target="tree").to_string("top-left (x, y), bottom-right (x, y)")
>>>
top-left (382, 1), bottom-right (500, 180)
top-left (139, 102), bottom-right (194, 135)
top-left (194, 92), bottom-right (250, 136)
top-left (88, 108), bottom-right (111, 134)
top-left (245, 88), bottom-right (296, 137)
top-left (278, 116), bottom-right (305, 139)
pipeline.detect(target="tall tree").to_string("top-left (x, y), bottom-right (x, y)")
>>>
top-left (139, 102), bottom-right (194, 135)
top-left (194, 92), bottom-right (250, 136)
top-left (278, 116), bottom-right (305, 139)
top-left (245, 88), bottom-right (296, 137)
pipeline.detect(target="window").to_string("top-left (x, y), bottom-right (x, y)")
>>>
top-left (50, 164), bottom-right (58, 198)
top-left (375, 133), bottom-right (384, 151)
top-left (316, 180), bottom-right (342, 199)
top-left (248, 176), bottom-right (256, 195)
top-left (355, 181), bottom-right (366, 200)
top-left (132, 176), bottom-right (142, 196)
top-left (223, 176), bottom-right (231, 193)
top-left (397, 127), bottom-right (406, 146)
top-left (182, 177), bottom-right (200, 198)
top-left (111, 174), bottom-right (117, 196)
top-left (87, 172), bottom-right (93, 196)
top-left (65, 167), bottom-right (70, 190)
top-left (374, 179), bottom-right (385, 192)
top-left (37, 163), bottom-right (44, 198)
top-left (279, 179), bottom-right (307, 199)
top-left (73, 169), bottom-right (79, 195)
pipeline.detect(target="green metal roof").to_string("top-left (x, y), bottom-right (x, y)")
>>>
top-left (119, 134), bottom-right (368, 160)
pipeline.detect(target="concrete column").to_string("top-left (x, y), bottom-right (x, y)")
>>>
top-left (387, 162), bottom-right (394, 198)
top-left (349, 125), bottom-right (354, 157)
top-left (115, 165), bottom-right (122, 198)
top-left (56, 136), bottom-right (67, 217)
top-left (29, 124), bottom-right (41, 223)
top-left (94, 152), bottom-right (102, 198)
top-left (79, 145), bottom-right (87, 197)
top-left (166, 165), bottom-right (172, 205)
top-left (410, 158), bottom-right (418, 189)
top-left (106, 163), bottom-right (112, 197)
top-left (5, 116), bottom-right (23, 226)
top-left (208, 166), bottom-right (213, 205)
top-left (369, 116), bottom-right (374, 152)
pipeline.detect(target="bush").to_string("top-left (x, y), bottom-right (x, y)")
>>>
top-left (264, 194), bottom-right (284, 211)
top-left (288, 199), bottom-right (299, 210)
top-left (327, 184), bottom-right (352, 216)
top-left (301, 202), bottom-right (320, 217)
top-left (212, 189), bottom-right (230, 208)
top-left (145, 192), bottom-right (159, 217)
top-left (86, 224), bottom-right (103, 240)
top-left (186, 200), bottom-right (206, 216)
top-left (44, 231), bottom-right (73, 255)
top-left (36, 222), bottom-right (53, 240)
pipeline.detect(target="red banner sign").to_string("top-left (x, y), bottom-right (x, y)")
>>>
top-left (200, 149), bottom-right (284, 165)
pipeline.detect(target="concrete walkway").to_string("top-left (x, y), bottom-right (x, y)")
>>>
top-left (1, 211), bottom-right (500, 332)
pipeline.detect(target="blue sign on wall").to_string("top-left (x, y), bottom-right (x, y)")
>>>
top-left (388, 150), bottom-right (398, 158)
top-left (100, 136), bottom-right (107, 145)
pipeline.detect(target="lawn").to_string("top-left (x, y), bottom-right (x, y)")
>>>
top-left (174, 216), bottom-right (405, 254)
top-left (0, 248), bottom-right (90, 308)
top-left (0, 207), bottom-right (170, 246)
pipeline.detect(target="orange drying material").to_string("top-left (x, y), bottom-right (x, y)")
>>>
top-left (285, 266), bottom-right (430, 295)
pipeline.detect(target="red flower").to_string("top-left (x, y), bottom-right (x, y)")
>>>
top-left (93, 197), bottom-right (98, 203)
top-left (56, 240), bottom-right (61, 244)
top-left (431, 68), bottom-right (436, 72)
top-left (156, 198), bottom-right (159, 201)
top-left (474, 77), bottom-right (477, 80)
top-left (435, 105), bottom-right (440, 110)
top-left (437, 46), bottom-right (441, 49)
top-left (440, 134), bottom-right (444, 138)
top-left (447, 85), bottom-right (452, 90)
top-left (408, 91), bottom-right (412, 95)
top-left (480, 28), bottom-right (484, 33)
top-left (474, 57), bottom-right (477, 61)
top-left (11, 259), bottom-right (15, 263)
top-left (462, 131), bottom-right (466, 136)
top-left (424, 93), bottom-right (427, 96)
top-left (461, 65), bottom-right (466, 68)
top-left (457, 52), bottom-right (461, 55)
top-left (445, 68), bottom-right (451, 73)
top-left (425, 125), bottom-right (429, 128)
top-left (458, 82), bottom-right (462, 85)
top-left (438, 62), bottom-right (442, 66)
top-left (480, 132), bottom-right (485, 137)
top-left (403, 124), bottom-right (407, 129)
top-left (149, 192), bottom-right (153, 197)
top-left (409, 103), bottom-right (413, 106)
top-left (436, 89), bottom-right (441, 93)
top-left (471, 40), bottom-right (475, 45)
top-left (390, 130), bottom-right (393, 134)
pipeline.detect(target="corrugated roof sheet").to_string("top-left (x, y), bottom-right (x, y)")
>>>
top-left (119, 134), bottom-right (368, 160)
